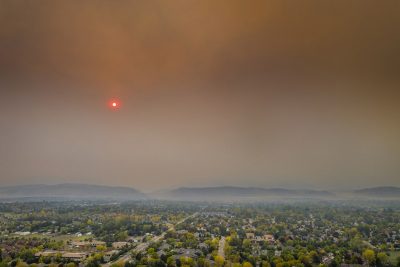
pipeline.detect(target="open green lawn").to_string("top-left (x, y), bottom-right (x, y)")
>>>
top-left (10, 233), bottom-right (94, 242)
top-left (388, 250), bottom-right (400, 265)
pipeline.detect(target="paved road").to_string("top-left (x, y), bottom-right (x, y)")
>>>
top-left (218, 236), bottom-right (225, 258)
top-left (102, 212), bottom-right (199, 267)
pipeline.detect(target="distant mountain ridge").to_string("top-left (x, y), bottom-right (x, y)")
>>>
top-left (155, 186), bottom-right (335, 200)
top-left (1, 184), bottom-right (398, 202)
top-left (0, 183), bottom-right (146, 200)
top-left (353, 186), bottom-right (400, 197)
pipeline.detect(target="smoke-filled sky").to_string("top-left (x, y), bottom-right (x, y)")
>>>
top-left (1, 1), bottom-right (400, 191)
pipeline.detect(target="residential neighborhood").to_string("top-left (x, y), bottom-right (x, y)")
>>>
top-left (0, 201), bottom-right (399, 267)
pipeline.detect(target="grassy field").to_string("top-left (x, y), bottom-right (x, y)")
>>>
top-left (10, 233), bottom-right (94, 242)
top-left (388, 250), bottom-right (400, 265)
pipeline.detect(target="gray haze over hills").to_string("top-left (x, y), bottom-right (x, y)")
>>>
top-left (154, 186), bottom-right (335, 201)
top-left (0, 183), bottom-right (146, 201)
top-left (0, 183), bottom-right (399, 202)
top-left (353, 186), bottom-right (400, 197)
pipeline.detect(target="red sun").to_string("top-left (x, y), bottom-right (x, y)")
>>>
top-left (108, 99), bottom-right (121, 110)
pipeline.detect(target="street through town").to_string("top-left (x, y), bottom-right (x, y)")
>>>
top-left (218, 236), bottom-right (225, 259)
top-left (102, 212), bottom-right (199, 267)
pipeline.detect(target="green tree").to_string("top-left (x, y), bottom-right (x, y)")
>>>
top-left (214, 256), bottom-right (224, 267)
top-left (362, 249), bottom-right (375, 266)
top-left (96, 245), bottom-right (106, 252)
top-left (376, 252), bottom-right (388, 266)
top-left (166, 256), bottom-right (176, 267)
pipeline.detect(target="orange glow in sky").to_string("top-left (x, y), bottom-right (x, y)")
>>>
top-left (108, 99), bottom-right (121, 110)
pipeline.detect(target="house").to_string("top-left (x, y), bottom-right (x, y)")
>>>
top-left (199, 243), bottom-right (209, 251)
top-left (254, 236), bottom-right (264, 243)
top-left (246, 233), bottom-right (255, 239)
top-left (174, 248), bottom-right (202, 259)
top-left (91, 241), bottom-right (106, 247)
top-left (159, 243), bottom-right (171, 251)
top-left (127, 236), bottom-right (142, 243)
top-left (263, 234), bottom-right (275, 244)
top-left (157, 250), bottom-right (167, 258)
top-left (104, 250), bottom-right (120, 262)
top-left (14, 231), bottom-right (31, 236)
top-left (71, 240), bottom-right (106, 248)
top-left (62, 252), bottom-right (88, 262)
top-left (71, 241), bottom-right (88, 248)
top-left (112, 242), bottom-right (129, 249)
top-left (35, 250), bottom-right (58, 258)
top-left (322, 253), bottom-right (334, 265)
top-left (35, 251), bottom-right (88, 262)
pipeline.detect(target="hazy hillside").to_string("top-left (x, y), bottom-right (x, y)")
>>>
top-left (0, 183), bottom-right (146, 200)
top-left (3, 184), bottom-right (398, 202)
top-left (354, 186), bottom-right (400, 197)
top-left (154, 186), bottom-right (335, 201)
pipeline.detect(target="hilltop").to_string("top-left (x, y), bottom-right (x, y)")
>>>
top-left (0, 183), bottom-right (146, 201)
